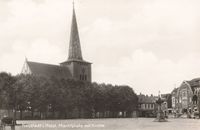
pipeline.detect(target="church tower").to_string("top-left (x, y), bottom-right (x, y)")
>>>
top-left (60, 3), bottom-right (92, 82)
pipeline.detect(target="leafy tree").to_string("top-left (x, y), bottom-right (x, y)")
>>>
top-left (0, 72), bottom-right (16, 109)
top-left (11, 74), bottom-right (30, 120)
top-left (197, 91), bottom-right (200, 118)
top-left (0, 72), bottom-right (139, 119)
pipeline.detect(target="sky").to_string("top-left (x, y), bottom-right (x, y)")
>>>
top-left (0, 0), bottom-right (200, 95)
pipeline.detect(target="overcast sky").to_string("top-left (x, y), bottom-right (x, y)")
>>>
top-left (0, 0), bottom-right (200, 95)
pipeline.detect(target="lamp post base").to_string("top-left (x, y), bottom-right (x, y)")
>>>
top-left (154, 118), bottom-right (167, 122)
top-left (153, 112), bottom-right (167, 122)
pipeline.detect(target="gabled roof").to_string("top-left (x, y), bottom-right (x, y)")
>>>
top-left (161, 93), bottom-right (171, 101)
top-left (171, 88), bottom-right (178, 96)
top-left (26, 61), bottom-right (72, 79)
top-left (187, 78), bottom-right (200, 87)
top-left (138, 94), bottom-right (157, 103)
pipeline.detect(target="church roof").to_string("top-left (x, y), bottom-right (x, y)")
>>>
top-left (60, 59), bottom-right (92, 65)
top-left (27, 61), bottom-right (72, 79)
top-left (67, 5), bottom-right (83, 61)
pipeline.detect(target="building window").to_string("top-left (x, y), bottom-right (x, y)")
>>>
top-left (182, 91), bottom-right (186, 97)
top-left (81, 68), bottom-right (86, 81)
top-left (80, 75), bottom-right (84, 81)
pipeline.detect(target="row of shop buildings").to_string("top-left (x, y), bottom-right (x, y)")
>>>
top-left (138, 78), bottom-right (200, 118)
top-left (137, 93), bottom-right (171, 117)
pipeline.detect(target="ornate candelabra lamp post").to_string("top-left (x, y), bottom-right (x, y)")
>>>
top-left (154, 92), bottom-right (167, 122)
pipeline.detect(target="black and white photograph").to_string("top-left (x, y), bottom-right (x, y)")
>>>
top-left (0, 0), bottom-right (200, 130)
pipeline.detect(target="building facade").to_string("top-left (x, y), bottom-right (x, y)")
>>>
top-left (138, 93), bottom-right (172, 118)
top-left (171, 78), bottom-right (200, 117)
top-left (138, 94), bottom-right (157, 117)
top-left (21, 5), bottom-right (92, 82)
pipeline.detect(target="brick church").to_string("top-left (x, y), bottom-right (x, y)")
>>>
top-left (21, 4), bottom-right (92, 82)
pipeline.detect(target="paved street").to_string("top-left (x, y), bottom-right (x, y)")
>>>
top-left (15, 118), bottom-right (200, 130)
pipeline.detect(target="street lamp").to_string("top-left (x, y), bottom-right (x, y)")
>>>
top-left (154, 91), bottom-right (167, 122)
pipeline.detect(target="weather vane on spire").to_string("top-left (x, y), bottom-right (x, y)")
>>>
top-left (73, 0), bottom-right (75, 8)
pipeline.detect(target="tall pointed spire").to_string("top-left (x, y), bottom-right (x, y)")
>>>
top-left (68, 1), bottom-right (83, 61)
